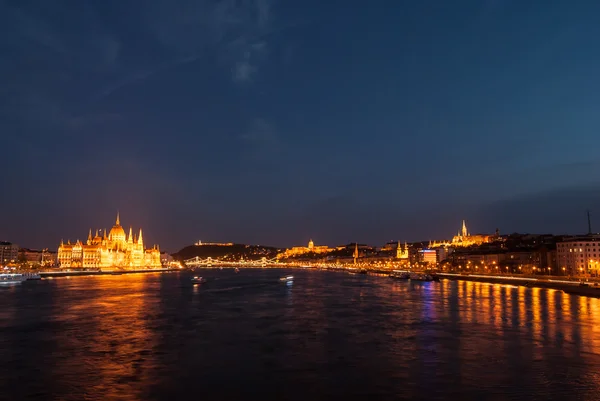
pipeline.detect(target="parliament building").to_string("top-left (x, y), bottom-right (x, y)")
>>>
top-left (57, 213), bottom-right (161, 269)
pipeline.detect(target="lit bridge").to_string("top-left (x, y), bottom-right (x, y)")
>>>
top-left (184, 256), bottom-right (284, 268)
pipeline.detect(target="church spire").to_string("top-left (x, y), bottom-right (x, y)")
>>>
top-left (128, 227), bottom-right (133, 243)
top-left (116, 211), bottom-right (120, 226)
top-left (462, 220), bottom-right (468, 237)
top-left (138, 229), bottom-right (143, 245)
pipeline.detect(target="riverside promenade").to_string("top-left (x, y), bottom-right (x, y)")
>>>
top-left (39, 268), bottom-right (179, 278)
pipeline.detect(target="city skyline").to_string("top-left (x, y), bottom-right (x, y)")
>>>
top-left (2, 1), bottom-right (600, 250)
top-left (4, 212), bottom-right (600, 254)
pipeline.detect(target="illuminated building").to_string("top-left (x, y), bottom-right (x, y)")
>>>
top-left (0, 241), bottom-right (19, 265)
top-left (418, 249), bottom-right (437, 264)
top-left (277, 239), bottom-right (333, 259)
top-left (57, 213), bottom-right (161, 269)
top-left (557, 236), bottom-right (600, 276)
top-left (194, 241), bottom-right (234, 246)
top-left (430, 220), bottom-right (492, 248)
top-left (396, 241), bottom-right (409, 259)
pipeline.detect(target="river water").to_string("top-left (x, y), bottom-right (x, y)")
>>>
top-left (1, 269), bottom-right (600, 400)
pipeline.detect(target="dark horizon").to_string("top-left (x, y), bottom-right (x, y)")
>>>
top-left (2, 1), bottom-right (600, 252)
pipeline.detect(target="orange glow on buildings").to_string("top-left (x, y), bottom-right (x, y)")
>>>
top-left (430, 220), bottom-right (493, 248)
top-left (276, 239), bottom-right (336, 259)
top-left (57, 213), bottom-right (161, 269)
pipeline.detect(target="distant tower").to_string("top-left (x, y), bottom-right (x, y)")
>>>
top-left (308, 239), bottom-right (314, 250)
top-left (353, 243), bottom-right (359, 264)
top-left (116, 211), bottom-right (120, 226)
top-left (396, 241), bottom-right (402, 259)
top-left (87, 229), bottom-right (92, 245)
top-left (461, 220), bottom-right (468, 237)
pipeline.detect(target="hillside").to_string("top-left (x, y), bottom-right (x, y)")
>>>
top-left (173, 244), bottom-right (280, 261)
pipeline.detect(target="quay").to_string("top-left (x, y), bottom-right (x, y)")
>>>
top-left (39, 268), bottom-right (179, 278)
top-left (299, 265), bottom-right (600, 298)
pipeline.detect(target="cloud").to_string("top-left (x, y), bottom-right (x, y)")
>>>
top-left (240, 118), bottom-right (280, 149)
top-left (233, 60), bottom-right (257, 82)
top-left (135, 0), bottom-right (274, 85)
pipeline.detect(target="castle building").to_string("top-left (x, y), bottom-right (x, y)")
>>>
top-left (430, 220), bottom-right (492, 248)
top-left (277, 239), bottom-right (333, 259)
top-left (57, 213), bottom-right (161, 269)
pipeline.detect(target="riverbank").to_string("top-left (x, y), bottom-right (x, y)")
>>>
top-left (39, 268), bottom-right (180, 278)
top-left (438, 273), bottom-right (600, 298)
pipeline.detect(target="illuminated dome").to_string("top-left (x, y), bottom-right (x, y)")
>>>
top-left (109, 225), bottom-right (125, 240)
top-left (108, 212), bottom-right (126, 244)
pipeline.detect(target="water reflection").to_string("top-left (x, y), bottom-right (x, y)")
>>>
top-left (0, 274), bottom-right (160, 400)
top-left (1, 272), bottom-right (600, 400)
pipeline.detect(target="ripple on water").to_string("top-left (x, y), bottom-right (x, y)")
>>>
top-left (1, 270), bottom-right (600, 400)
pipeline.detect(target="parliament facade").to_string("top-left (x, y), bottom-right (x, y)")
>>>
top-left (57, 213), bottom-right (161, 269)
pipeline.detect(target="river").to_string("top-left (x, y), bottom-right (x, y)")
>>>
top-left (1, 269), bottom-right (600, 400)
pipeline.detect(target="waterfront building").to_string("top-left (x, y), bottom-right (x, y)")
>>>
top-left (556, 236), bottom-right (600, 276)
top-left (435, 247), bottom-right (452, 263)
top-left (418, 249), bottom-right (437, 265)
top-left (57, 213), bottom-right (161, 269)
top-left (430, 220), bottom-right (493, 248)
top-left (0, 241), bottom-right (19, 265)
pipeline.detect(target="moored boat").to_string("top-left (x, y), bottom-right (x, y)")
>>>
top-left (390, 271), bottom-right (410, 280)
top-left (0, 274), bottom-right (27, 285)
top-left (191, 276), bottom-right (206, 284)
top-left (280, 275), bottom-right (294, 282)
top-left (410, 272), bottom-right (437, 282)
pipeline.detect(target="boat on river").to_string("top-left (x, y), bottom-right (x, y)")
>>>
top-left (191, 276), bottom-right (206, 284)
top-left (280, 275), bottom-right (294, 282)
top-left (0, 274), bottom-right (27, 285)
top-left (390, 271), bottom-right (410, 280)
top-left (410, 273), bottom-right (438, 282)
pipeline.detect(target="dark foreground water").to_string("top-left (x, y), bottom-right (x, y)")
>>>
top-left (2, 269), bottom-right (600, 400)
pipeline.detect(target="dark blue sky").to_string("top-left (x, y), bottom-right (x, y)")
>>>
top-left (2, 0), bottom-right (600, 252)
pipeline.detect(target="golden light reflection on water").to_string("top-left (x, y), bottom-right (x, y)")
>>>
top-left (439, 279), bottom-right (600, 357)
top-left (53, 275), bottom-right (160, 400)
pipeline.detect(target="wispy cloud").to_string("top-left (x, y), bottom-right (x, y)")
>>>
top-left (137, 0), bottom-right (274, 84)
top-left (0, 0), bottom-right (282, 142)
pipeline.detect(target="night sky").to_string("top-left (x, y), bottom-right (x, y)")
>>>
top-left (2, 1), bottom-right (600, 252)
